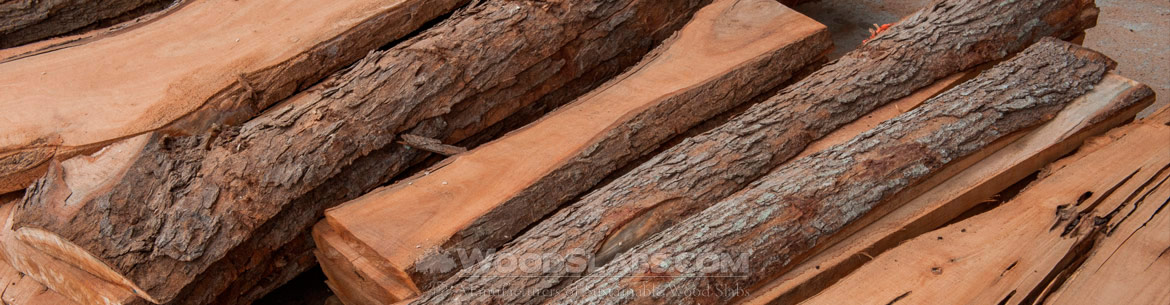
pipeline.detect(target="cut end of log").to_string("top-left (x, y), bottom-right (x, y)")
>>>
top-left (313, 220), bottom-right (420, 305)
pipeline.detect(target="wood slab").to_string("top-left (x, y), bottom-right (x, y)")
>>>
top-left (1041, 112), bottom-right (1170, 304)
top-left (9, 0), bottom-right (720, 303)
top-left (0, 0), bottom-right (467, 193)
top-left (412, 0), bottom-right (1102, 303)
top-left (740, 73), bottom-right (1155, 305)
top-left (543, 38), bottom-right (1119, 305)
top-left (318, 0), bottom-right (830, 303)
top-left (799, 113), bottom-right (1170, 305)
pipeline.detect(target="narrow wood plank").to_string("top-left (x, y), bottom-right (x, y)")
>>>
top-left (319, 1), bottom-right (830, 303)
top-left (739, 73), bottom-right (1154, 305)
top-left (10, 0), bottom-right (717, 303)
top-left (799, 117), bottom-right (1170, 305)
top-left (0, 0), bottom-right (467, 193)
top-left (544, 38), bottom-right (1118, 305)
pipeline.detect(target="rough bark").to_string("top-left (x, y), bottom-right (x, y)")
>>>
top-left (11, 0), bottom-right (712, 303)
top-left (0, 0), bottom-right (173, 49)
top-left (319, 1), bottom-right (830, 302)
top-left (800, 116), bottom-right (1170, 305)
top-left (398, 134), bottom-right (467, 156)
top-left (1, 198), bottom-right (138, 305)
top-left (739, 73), bottom-right (1154, 305)
top-left (412, 0), bottom-right (1100, 303)
top-left (0, 0), bottom-right (468, 194)
top-left (543, 38), bottom-right (1115, 305)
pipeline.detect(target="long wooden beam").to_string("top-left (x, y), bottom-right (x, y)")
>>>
top-left (543, 38), bottom-right (1119, 305)
top-left (9, 0), bottom-right (716, 303)
top-left (317, 1), bottom-right (830, 303)
top-left (0, 0), bottom-right (468, 194)
top-left (411, 0), bottom-right (1101, 303)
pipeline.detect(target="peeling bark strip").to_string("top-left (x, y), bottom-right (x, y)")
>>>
top-left (0, 0), bottom-right (469, 194)
top-left (543, 39), bottom-right (1115, 305)
top-left (319, 0), bottom-right (829, 303)
top-left (0, 0), bottom-right (172, 48)
top-left (11, 0), bottom-right (713, 303)
top-left (800, 116), bottom-right (1170, 305)
top-left (413, 0), bottom-right (1099, 303)
top-left (399, 134), bottom-right (467, 156)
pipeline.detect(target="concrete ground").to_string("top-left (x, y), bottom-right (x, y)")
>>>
top-left (794, 0), bottom-right (1170, 116)
top-left (1084, 0), bottom-right (1170, 117)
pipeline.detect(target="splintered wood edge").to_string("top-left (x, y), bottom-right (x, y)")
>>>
top-left (1040, 160), bottom-right (1170, 304)
top-left (737, 73), bottom-right (1154, 305)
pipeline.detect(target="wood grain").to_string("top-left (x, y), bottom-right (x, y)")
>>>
top-left (11, 0), bottom-right (715, 303)
top-left (545, 38), bottom-right (1117, 305)
top-left (319, 0), bottom-right (830, 303)
top-left (0, 0), bottom-right (467, 193)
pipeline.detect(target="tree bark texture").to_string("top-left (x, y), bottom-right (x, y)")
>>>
top-left (0, 0), bottom-right (469, 194)
top-left (412, 0), bottom-right (1100, 303)
top-left (319, 1), bottom-right (830, 302)
top-left (11, 0), bottom-right (712, 303)
top-left (739, 72), bottom-right (1154, 305)
top-left (800, 116), bottom-right (1170, 305)
top-left (543, 38), bottom-right (1116, 305)
top-left (0, 0), bottom-right (172, 48)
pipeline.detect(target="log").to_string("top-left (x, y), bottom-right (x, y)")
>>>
top-left (10, 0), bottom-right (716, 303)
top-left (0, 0), bottom-right (468, 194)
top-left (798, 113), bottom-right (1170, 305)
top-left (739, 73), bottom-right (1154, 305)
top-left (0, 137), bottom-right (149, 304)
top-left (317, 0), bottom-right (830, 303)
top-left (543, 38), bottom-right (1117, 305)
top-left (412, 0), bottom-right (1101, 303)
top-left (165, 0), bottom-right (721, 301)
top-left (0, 0), bottom-right (172, 49)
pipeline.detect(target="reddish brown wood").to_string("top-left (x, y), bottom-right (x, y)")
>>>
top-left (544, 38), bottom-right (1118, 305)
top-left (412, 0), bottom-right (1100, 303)
top-left (318, 1), bottom-right (830, 303)
top-left (10, 0), bottom-right (714, 303)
